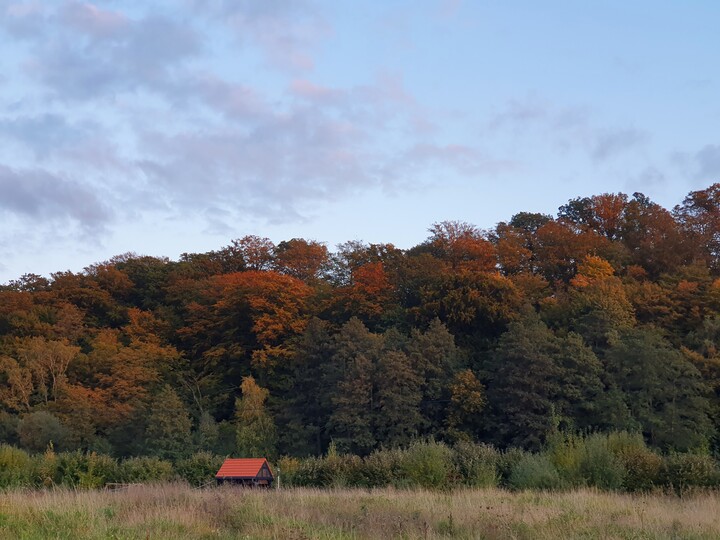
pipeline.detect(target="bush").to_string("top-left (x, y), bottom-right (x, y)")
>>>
top-left (578, 434), bottom-right (625, 490)
top-left (452, 441), bottom-right (499, 487)
top-left (31, 448), bottom-right (58, 488)
top-left (661, 453), bottom-right (720, 494)
top-left (176, 452), bottom-right (224, 487)
top-left (497, 447), bottom-right (529, 487)
top-left (118, 456), bottom-right (175, 483)
top-left (0, 444), bottom-right (32, 488)
top-left (509, 454), bottom-right (561, 490)
top-left (606, 431), bottom-right (647, 455)
top-left (546, 433), bottom-right (584, 488)
top-left (322, 452), bottom-right (364, 487)
top-left (290, 456), bottom-right (326, 487)
top-left (401, 440), bottom-right (452, 489)
top-left (363, 447), bottom-right (406, 488)
top-left (276, 456), bottom-right (301, 487)
top-left (55, 451), bottom-right (118, 488)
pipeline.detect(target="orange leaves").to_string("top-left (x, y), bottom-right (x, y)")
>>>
top-left (274, 238), bottom-right (329, 282)
top-left (428, 220), bottom-right (496, 272)
top-left (212, 270), bottom-right (310, 343)
top-left (182, 270), bottom-right (312, 369)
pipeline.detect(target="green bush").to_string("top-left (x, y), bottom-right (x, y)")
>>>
top-left (401, 440), bottom-right (452, 489)
top-left (452, 441), bottom-right (499, 487)
top-left (276, 456), bottom-right (301, 487)
top-left (607, 431), bottom-right (647, 455)
top-left (290, 456), bottom-right (326, 487)
top-left (509, 454), bottom-right (561, 490)
top-left (578, 434), bottom-right (625, 490)
top-left (31, 448), bottom-right (58, 488)
top-left (323, 453), bottom-right (364, 487)
top-left (497, 447), bottom-right (529, 487)
top-left (362, 447), bottom-right (406, 488)
top-left (661, 453), bottom-right (720, 494)
top-left (55, 451), bottom-right (118, 488)
top-left (175, 452), bottom-right (224, 487)
top-left (118, 456), bottom-right (175, 483)
top-left (0, 444), bottom-right (32, 488)
top-left (546, 433), bottom-right (584, 488)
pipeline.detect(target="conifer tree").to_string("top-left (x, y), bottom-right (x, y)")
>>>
top-left (145, 385), bottom-right (192, 460)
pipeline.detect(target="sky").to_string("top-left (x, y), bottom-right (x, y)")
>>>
top-left (0, 1), bottom-right (719, 283)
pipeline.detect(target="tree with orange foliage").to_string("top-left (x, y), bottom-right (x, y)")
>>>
top-left (428, 220), bottom-right (496, 272)
top-left (274, 238), bottom-right (330, 282)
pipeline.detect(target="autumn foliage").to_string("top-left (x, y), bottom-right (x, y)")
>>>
top-left (1, 185), bottom-right (720, 462)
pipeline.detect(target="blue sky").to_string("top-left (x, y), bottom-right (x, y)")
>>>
top-left (1, 0), bottom-right (718, 282)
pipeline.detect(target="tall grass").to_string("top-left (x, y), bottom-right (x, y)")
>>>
top-left (1, 484), bottom-right (720, 539)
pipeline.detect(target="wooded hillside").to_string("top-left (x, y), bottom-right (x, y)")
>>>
top-left (2, 184), bottom-right (720, 459)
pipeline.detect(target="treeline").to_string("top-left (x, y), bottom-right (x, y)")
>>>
top-left (1, 184), bottom-right (720, 462)
top-left (2, 435), bottom-right (719, 494)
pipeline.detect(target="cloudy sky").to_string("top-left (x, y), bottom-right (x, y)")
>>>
top-left (1, 1), bottom-right (718, 282)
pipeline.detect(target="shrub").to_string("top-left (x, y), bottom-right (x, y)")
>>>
top-left (607, 431), bottom-right (647, 455)
top-left (276, 456), bottom-right (301, 487)
top-left (452, 441), bottom-right (499, 487)
top-left (0, 444), bottom-right (31, 488)
top-left (290, 456), bottom-right (325, 487)
top-left (363, 447), bottom-right (406, 488)
top-left (578, 434), bottom-right (625, 490)
top-left (661, 453), bottom-right (720, 494)
top-left (545, 433), bottom-right (584, 488)
top-left (118, 456), bottom-right (175, 483)
top-left (31, 448), bottom-right (58, 488)
top-left (497, 447), bottom-right (528, 487)
top-left (55, 451), bottom-right (119, 489)
top-left (401, 440), bottom-right (453, 489)
top-left (323, 453), bottom-right (364, 488)
top-left (175, 452), bottom-right (224, 487)
top-left (509, 454), bottom-right (561, 490)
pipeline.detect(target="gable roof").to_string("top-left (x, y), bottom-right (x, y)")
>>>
top-left (215, 458), bottom-right (272, 478)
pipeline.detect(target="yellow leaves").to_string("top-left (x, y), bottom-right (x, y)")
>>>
top-left (450, 369), bottom-right (486, 414)
top-left (0, 355), bottom-right (33, 411)
top-left (573, 255), bottom-right (615, 285)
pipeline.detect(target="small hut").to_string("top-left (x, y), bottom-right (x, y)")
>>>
top-left (215, 458), bottom-right (274, 487)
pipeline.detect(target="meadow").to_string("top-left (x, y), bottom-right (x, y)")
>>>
top-left (1, 484), bottom-right (720, 539)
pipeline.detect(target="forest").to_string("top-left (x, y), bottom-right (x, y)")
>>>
top-left (1, 183), bottom-right (720, 466)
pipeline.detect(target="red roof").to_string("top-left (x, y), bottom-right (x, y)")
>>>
top-left (215, 458), bottom-right (272, 478)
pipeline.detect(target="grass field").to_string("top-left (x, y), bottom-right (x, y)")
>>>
top-left (1, 484), bottom-right (719, 539)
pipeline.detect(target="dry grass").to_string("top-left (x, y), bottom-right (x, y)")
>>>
top-left (1, 484), bottom-right (719, 539)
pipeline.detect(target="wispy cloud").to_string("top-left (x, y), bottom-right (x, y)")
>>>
top-left (695, 144), bottom-right (720, 181)
top-left (489, 97), bottom-right (649, 161)
top-left (0, 165), bottom-right (112, 231)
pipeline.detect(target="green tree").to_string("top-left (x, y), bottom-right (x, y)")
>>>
top-left (484, 313), bottom-right (562, 449)
top-left (280, 318), bottom-right (335, 456)
top-left (374, 350), bottom-right (423, 447)
top-left (325, 318), bottom-right (382, 455)
top-left (605, 328), bottom-right (712, 451)
top-left (406, 319), bottom-right (460, 435)
top-left (145, 385), bottom-right (193, 460)
top-left (17, 411), bottom-right (70, 453)
top-left (328, 352), bottom-right (375, 455)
